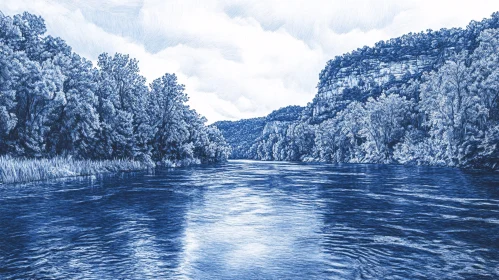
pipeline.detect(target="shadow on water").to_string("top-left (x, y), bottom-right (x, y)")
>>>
top-left (0, 160), bottom-right (498, 279)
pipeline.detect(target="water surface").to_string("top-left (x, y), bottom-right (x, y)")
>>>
top-left (1, 160), bottom-right (498, 279)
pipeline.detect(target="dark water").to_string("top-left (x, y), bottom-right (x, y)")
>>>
top-left (0, 160), bottom-right (498, 279)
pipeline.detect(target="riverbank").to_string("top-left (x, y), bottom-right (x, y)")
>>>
top-left (0, 156), bottom-right (151, 185)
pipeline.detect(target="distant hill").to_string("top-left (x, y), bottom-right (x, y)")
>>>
top-left (212, 117), bottom-right (265, 159)
top-left (212, 106), bottom-right (304, 159)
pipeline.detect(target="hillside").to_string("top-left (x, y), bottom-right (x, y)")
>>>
top-left (213, 105), bottom-right (304, 158)
top-left (216, 13), bottom-right (499, 169)
top-left (212, 117), bottom-right (265, 159)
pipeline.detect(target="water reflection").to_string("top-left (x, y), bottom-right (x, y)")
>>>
top-left (0, 160), bottom-right (498, 279)
top-left (179, 185), bottom-right (324, 279)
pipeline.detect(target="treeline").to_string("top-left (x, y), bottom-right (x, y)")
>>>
top-left (213, 117), bottom-right (266, 159)
top-left (0, 11), bottom-right (230, 166)
top-left (213, 106), bottom-right (304, 159)
top-left (222, 15), bottom-right (499, 170)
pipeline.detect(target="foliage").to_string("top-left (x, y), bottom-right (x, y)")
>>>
top-left (217, 13), bottom-right (499, 170)
top-left (213, 117), bottom-right (266, 159)
top-left (0, 11), bottom-right (230, 171)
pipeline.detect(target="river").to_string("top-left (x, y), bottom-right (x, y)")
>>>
top-left (0, 160), bottom-right (498, 279)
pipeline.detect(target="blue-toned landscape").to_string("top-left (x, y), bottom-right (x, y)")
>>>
top-left (1, 1), bottom-right (499, 279)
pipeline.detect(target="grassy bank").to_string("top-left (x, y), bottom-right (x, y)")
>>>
top-left (0, 156), bottom-right (150, 185)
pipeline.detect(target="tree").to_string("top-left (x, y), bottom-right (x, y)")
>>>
top-left (360, 93), bottom-right (413, 163)
top-left (95, 53), bottom-right (150, 159)
top-left (0, 43), bottom-right (19, 153)
top-left (470, 28), bottom-right (499, 120)
top-left (11, 12), bottom-right (47, 59)
top-left (47, 54), bottom-right (100, 158)
top-left (314, 101), bottom-right (366, 163)
top-left (149, 73), bottom-right (189, 162)
top-left (0, 11), bottom-right (229, 165)
top-left (9, 56), bottom-right (65, 157)
top-left (420, 51), bottom-right (487, 166)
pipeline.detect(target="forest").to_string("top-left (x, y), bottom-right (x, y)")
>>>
top-left (216, 13), bottom-right (499, 170)
top-left (2, 10), bottom-right (499, 184)
top-left (0, 11), bottom-right (231, 178)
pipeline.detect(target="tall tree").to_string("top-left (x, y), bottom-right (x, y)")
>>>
top-left (47, 54), bottom-right (100, 158)
top-left (0, 43), bottom-right (19, 153)
top-left (95, 53), bottom-right (150, 159)
top-left (361, 93), bottom-right (413, 163)
top-left (420, 52), bottom-right (487, 166)
top-left (149, 73), bottom-right (189, 162)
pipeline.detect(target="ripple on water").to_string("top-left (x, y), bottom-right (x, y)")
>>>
top-left (0, 161), bottom-right (498, 279)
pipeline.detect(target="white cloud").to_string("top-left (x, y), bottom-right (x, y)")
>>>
top-left (2, 0), bottom-right (499, 123)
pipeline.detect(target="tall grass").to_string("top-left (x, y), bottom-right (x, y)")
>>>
top-left (0, 156), bottom-right (150, 184)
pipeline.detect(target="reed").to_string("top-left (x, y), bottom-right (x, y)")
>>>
top-left (0, 156), bottom-right (150, 184)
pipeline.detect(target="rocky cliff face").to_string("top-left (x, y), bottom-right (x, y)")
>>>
top-left (311, 54), bottom-right (435, 121)
top-left (306, 14), bottom-right (499, 123)
top-left (216, 13), bottom-right (499, 165)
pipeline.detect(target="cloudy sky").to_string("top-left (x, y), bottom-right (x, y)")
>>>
top-left (2, 0), bottom-right (499, 123)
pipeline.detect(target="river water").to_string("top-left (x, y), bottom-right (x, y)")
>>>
top-left (0, 160), bottom-right (498, 279)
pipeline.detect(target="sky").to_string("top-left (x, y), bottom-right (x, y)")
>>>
top-left (2, 1), bottom-right (499, 123)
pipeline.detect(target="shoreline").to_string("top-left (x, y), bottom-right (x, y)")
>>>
top-left (0, 156), bottom-right (151, 185)
top-left (0, 156), bottom-right (226, 185)
top-left (2, 156), bottom-right (495, 186)
top-left (227, 158), bottom-right (499, 171)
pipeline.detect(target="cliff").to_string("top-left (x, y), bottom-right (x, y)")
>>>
top-left (309, 14), bottom-right (499, 123)
top-left (215, 13), bottom-right (499, 169)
